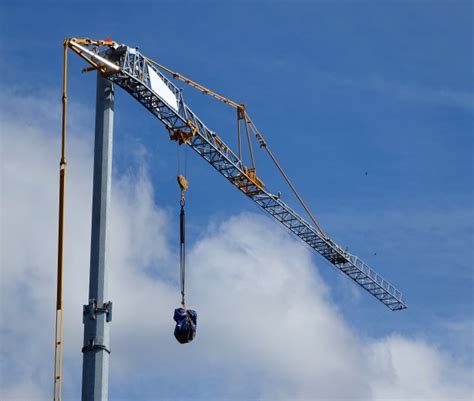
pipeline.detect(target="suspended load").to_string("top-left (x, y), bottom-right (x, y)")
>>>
top-left (173, 307), bottom-right (197, 344)
top-left (173, 174), bottom-right (197, 344)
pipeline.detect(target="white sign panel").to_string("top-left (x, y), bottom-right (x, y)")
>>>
top-left (147, 65), bottom-right (179, 112)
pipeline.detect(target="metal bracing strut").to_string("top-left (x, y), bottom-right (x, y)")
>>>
top-left (53, 39), bottom-right (69, 401)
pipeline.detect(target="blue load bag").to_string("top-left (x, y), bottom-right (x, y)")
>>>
top-left (173, 308), bottom-right (197, 344)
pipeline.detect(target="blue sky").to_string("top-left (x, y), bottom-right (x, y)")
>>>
top-left (1, 1), bottom-right (473, 400)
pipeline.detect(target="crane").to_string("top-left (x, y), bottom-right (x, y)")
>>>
top-left (54, 37), bottom-right (407, 401)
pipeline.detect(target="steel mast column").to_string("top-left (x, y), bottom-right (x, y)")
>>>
top-left (82, 74), bottom-right (114, 401)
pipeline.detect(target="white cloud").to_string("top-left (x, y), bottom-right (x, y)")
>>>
top-left (368, 335), bottom-right (473, 401)
top-left (1, 91), bottom-right (472, 401)
top-left (368, 77), bottom-right (474, 111)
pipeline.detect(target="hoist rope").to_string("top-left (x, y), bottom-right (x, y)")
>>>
top-left (177, 175), bottom-right (189, 307)
top-left (177, 141), bottom-right (188, 308)
top-left (180, 203), bottom-right (186, 307)
top-left (176, 143), bottom-right (182, 178)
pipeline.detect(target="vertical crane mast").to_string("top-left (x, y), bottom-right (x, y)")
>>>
top-left (81, 74), bottom-right (114, 401)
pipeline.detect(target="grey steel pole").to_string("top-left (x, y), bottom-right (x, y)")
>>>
top-left (81, 74), bottom-right (114, 401)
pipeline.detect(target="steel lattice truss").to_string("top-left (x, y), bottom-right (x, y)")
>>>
top-left (102, 45), bottom-right (407, 311)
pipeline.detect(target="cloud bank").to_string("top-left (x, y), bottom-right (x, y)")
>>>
top-left (1, 91), bottom-right (472, 400)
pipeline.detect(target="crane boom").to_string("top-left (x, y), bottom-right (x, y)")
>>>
top-left (70, 39), bottom-right (407, 311)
